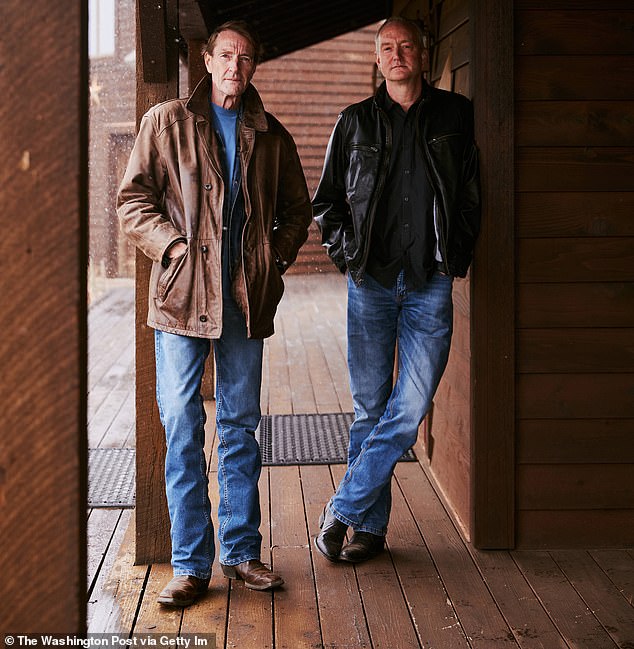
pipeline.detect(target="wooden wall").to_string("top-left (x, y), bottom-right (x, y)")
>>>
top-left (514, 0), bottom-right (634, 547)
top-left (254, 25), bottom-right (379, 274)
top-left (0, 0), bottom-right (88, 629)
top-left (419, 0), bottom-right (475, 539)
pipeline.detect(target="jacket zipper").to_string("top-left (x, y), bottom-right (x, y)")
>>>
top-left (357, 107), bottom-right (391, 281)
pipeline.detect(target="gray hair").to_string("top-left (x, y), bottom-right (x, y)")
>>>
top-left (375, 16), bottom-right (426, 51)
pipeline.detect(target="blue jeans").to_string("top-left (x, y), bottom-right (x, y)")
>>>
top-left (155, 297), bottom-right (264, 579)
top-left (329, 270), bottom-right (454, 536)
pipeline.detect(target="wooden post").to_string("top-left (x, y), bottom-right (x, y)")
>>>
top-left (0, 0), bottom-right (88, 629)
top-left (134, 0), bottom-right (179, 565)
top-left (471, 0), bottom-right (515, 548)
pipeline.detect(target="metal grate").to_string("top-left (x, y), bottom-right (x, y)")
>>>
top-left (88, 448), bottom-right (136, 508)
top-left (257, 413), bottom-right (416, 466)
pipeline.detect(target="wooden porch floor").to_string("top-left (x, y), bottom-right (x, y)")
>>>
top-left (87, 274), bottom-right (634, 648)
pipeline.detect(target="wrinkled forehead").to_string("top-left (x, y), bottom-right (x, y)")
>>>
top-left (212, 29), bottom-right (255, 57)
top-left (377, 23), bottom-right (419, 49)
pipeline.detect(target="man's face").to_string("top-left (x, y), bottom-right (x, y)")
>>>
top-left (376, 23), bottom-right (424, 84)
top-left (204, 29), bottom-right (256, 108)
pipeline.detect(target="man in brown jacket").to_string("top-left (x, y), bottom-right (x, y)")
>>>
top-left (117, 20), bottom-right (311, 606)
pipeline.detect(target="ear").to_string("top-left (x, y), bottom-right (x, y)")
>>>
top-left (203, 51), bottom-right (213, 74)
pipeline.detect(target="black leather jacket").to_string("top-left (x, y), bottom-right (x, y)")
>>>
top-left (313, 79), bottom-right (480, 283)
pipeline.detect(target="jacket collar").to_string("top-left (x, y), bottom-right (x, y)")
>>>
top-left (186, 74), bottom-right (269, 132)
top-left (374, 76), bottom-right (433, 108)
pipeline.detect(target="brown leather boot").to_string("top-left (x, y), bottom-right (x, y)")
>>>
top-left (221, 559), bottom-right (284, 591)
top-left (157, 575), bottom-right (210, 607)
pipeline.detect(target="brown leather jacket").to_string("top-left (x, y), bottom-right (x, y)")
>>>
top-left (117, 76), bottom-right (312, 339)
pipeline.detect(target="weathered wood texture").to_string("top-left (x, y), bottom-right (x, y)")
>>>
top-left (86, 274), bottom-right (634, 645)
top-left (0, 0), bottom-right (88, 630)
top-left (134, 0), bottom-right (180, 565)
top-left (515, 2), bottom-right (634, 547)
top-left (417, 0), bottom-right (480, 546)
top-left (470, 0), bottom-right (516, 548)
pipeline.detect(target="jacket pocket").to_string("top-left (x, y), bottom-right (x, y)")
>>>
top-left (157, 248), bottom-right (188, 302)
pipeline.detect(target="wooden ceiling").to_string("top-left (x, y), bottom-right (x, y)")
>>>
top-left (179, 0), bottom-right (393, 61)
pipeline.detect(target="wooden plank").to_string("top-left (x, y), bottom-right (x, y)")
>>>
top-left (280, 307), bottom-right (319, 413)
top-left (517, 147), bottom-right (634, 192)
top-left (515, 56), bottom-right (634, 100)
top-left (551, 550), bottom-right (634, 648)
top-left (518, 328), bottom-right (634, 373)
top-left (516, 100), bottom-right (634, 147)
top-left (513, 551), bottom-right (626, 648)
top-left (87, 509), bottom-right (125, 594)
top-left (517, 373), bottom-right (634, 419)
top-left (134, 0), bottom-right (179, 565)
top-left (518, 419), bottom-right (634, 464)
top-left (326, 466), bottom-right (422, 649)
top-left (301, 464), bottom-right (373, 649)
top-left (297, 299), bottom-right (342, 414)
top-left (133, 563), bottom-right (183, 634)
top-left (589, 549), bottom-right (634, 606)
top-left (468, 549), bottom-right (569, 649)
top-left (517, 511), bottom-right (634, 548)
top-left (0, 0), bottom-right (88, 631)
top-left (517, 464), bottom-right (634, 509)
top-left (87, 516), bottom-right (150, 633)
top-left (517, 191), bottom-right (634, 237)
top-left (389, 477), bottom-right (470, 648)
top-left (270, 466), bottom-right (322, 649)
top-left (517, 282), bottom-right (634, 328)
top-left (516, 10), bottom-right (634, 55)
top-left (518, 237), bottom-right (634, 282)
top-left (471, 0), bottom-right (515, 549)
top-left (395, 462), bottom-right (520, 647)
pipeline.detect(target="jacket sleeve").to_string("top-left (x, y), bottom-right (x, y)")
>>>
top-left (271, 132), bottom-right (313, 272)
top-left (116, 111), bottom-right (185, 263)
top-left (459, 101), bottom-right (481, 253)
top-left (312, 114), bottom-right (352, 273)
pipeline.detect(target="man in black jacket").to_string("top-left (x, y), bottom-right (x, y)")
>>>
top-left (312, 16), bottom-right (480, 563)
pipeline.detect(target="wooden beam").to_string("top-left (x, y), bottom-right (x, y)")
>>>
top-left (471, 0), bottom-right (515, 548)
top-left (0, 0), bottom-right (88, 629)
top-left (134, 0), bottom-right (179, 565)
top-left (139, 0), bottom-right (168, 83)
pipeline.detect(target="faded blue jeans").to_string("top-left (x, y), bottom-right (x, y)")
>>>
top-left (155, 297), bottom-right (264, 579)
top-left (329, 270), bottom-right (453, 536)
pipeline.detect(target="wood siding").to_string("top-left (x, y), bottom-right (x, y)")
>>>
top-left (515, 1), bottom-right (634, 547)
top-left (253, 25), bottom-right (380, 274)
top-left (421, 0), bottom-right (475, 540)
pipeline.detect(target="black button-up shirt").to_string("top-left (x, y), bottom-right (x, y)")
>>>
top-left (366, 91), bottom-right (436, 289)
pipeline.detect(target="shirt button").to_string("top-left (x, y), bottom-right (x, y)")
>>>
top-left (201, 245), bottom-right (208, 253)
top-left (404, 196), bottom-right (409, 202)
top-left (199, 315), bottom-right (207, 323)
top-left (404, 169), bottom-right (411, 175)
top-left (204, 183), bottom-right (212, 190)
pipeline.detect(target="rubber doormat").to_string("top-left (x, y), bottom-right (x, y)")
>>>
top-left (88, 448), bottom-right (136, 508)
top-left (256, 413), bottom-right (416, 466)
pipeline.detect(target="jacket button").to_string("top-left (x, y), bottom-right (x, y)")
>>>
top-left (201, 245), bottom-right (208, 253)
top-left (199, 315), bottom-right (207, 322)
top-left (204, 183), bottom-right (212, 190)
